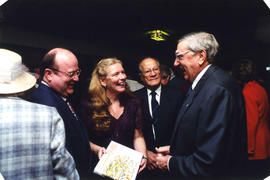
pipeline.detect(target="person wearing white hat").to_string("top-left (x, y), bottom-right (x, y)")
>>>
top-left (0, 49), bottom-right (79, 180)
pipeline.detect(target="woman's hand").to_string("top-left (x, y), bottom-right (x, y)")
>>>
top-left (146, 150), bottom-right (158, 170)
top-left (138, 156), bottom-right (147, 173)
top-left (97, 147), bottom-right (106, 159)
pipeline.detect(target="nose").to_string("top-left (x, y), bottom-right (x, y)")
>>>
top-left (174, 58), bottom-right (180, 67)
top-left (120, 73), bottom-right (126, 80)
top-left (149, 69), bottom-right (157, 76)
top-left (72, 74), bottom-right (79, 81)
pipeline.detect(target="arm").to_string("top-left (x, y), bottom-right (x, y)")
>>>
top-left (133, 129), bottom-right (147, 173)
top-left (50, 109), bottom-right (79, 180)
top-left (89, 141), bottom-right (106, 159)
top-left (242, 86), bottom-right (259, 155)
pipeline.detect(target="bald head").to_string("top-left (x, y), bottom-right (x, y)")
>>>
top-left (139, 57), bottom-right (161, 90)
top-left (40, 48), bottom-right (79, 97)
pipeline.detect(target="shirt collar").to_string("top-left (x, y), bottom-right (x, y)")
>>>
top-left (41, 80), bottom-right (67, 101)
top-left (147, 84), bottom-right (161, 97)
top-left (191, 64), bottom-right (211, 90)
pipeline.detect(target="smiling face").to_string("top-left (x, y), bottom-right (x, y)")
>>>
top-left (174, 42), bottom-right (203, 82)
top-left (139, 58), bottom-right (161, 90)
top-left (100, 63), bottom-right (127, 96)
top-left (46, 50), bottom-right (79, 97)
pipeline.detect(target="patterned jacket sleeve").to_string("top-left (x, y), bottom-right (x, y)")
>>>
top-left (50, 108), bottom-right (80, 180)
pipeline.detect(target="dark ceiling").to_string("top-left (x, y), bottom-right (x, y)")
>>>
top-left (0, 0), bottom-right (270, 79)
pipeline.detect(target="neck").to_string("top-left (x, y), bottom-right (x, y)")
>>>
top-left (106, 90), bottom-right (119, 103)
top-left (147, 84), bottom-right (160, 91)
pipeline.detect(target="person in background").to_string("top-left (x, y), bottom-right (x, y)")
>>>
top-left (160, 64), bottom-right (172, 86)
top-left (167, 67), bottom-right (191, 95)
top-left (135, 57), bottom-right (184, 179)
top-left (232, 59), bottom-right (270, 179)
top-left (0, 49), bottom-right (79, 180)
top-left (24, 48), bottom-right (92, 178)
top-left (126, 78), bottom-right (144, 91)
top-left (81, 58), bottom-right (147, 174)
top-left (155, 32), bottom-right (247, 179)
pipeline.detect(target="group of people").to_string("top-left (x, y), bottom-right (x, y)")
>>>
top-left (0, 31), bottom-right (269, 180)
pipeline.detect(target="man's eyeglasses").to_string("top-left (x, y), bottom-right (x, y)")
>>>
top-left (175, 50), bottom-right (192, 61)
top-left (50, 68), bottom-right (81, 78)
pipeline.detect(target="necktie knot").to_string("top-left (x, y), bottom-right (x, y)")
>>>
top-left (151, 91), bottom-right (157, 97)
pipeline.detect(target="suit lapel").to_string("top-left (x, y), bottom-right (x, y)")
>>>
top-left (170, 65), bottom-right (218, 143)
top-left (40, 84), bottom-right (83, 131)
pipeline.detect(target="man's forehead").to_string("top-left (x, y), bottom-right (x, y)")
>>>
top-left (176, 42), bottom-right (188, 54)
top-left (142, 59), bottom-right (158, 68)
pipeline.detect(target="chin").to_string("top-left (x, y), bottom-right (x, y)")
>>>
top-left (117, 87), bottom-right (126, 93)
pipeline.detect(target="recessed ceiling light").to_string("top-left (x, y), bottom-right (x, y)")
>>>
top-left (145, 29), bottom-right (170, 41)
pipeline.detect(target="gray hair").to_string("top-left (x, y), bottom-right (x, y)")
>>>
top-left (178, 32), bottom-right (219, 63)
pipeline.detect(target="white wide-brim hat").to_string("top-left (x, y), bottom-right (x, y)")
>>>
top-left (0, 49), bottom-right (36, 94)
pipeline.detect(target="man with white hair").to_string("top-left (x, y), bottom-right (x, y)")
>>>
top-left (156, 32), bottom-right (247, 179)
top-left (0, 49), bottom-right (79, 180)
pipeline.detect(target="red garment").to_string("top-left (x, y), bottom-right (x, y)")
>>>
top-left (243, 81), bottom-right (270, 160)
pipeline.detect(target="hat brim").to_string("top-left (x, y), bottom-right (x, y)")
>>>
top-left (0, 72), bottom-right (36, 94)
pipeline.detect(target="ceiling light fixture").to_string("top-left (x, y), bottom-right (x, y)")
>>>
top-left (145, 29), bottom-right (170, 41)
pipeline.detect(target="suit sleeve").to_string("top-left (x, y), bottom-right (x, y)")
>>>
top-left (50, 108), bottom-right (80, 180)
top-left (242, 85), bottom-right (259, 155)
top-left (169, 88), bottom-right (236, 177)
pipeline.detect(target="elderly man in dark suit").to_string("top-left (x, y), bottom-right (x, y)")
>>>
top-left (156, 32), bottom-right (247, 179)
top-left (24, 48), bottom-right (92, 178)
top-left (135, 57), bottom-right (184, 179)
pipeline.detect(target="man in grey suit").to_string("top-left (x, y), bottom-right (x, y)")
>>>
top-left (0, 49), bottom-right (79, 180)
top-left (135, 57), bottom-right (184, 179)
top-left (156, 32), bottom-right (247, 179)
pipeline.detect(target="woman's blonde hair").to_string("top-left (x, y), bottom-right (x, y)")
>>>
top-left (88, 58), bottom-right (122, 131)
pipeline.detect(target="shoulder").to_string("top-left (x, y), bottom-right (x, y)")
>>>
top-left (243, 81), bottom-right (268, 99)
top-left (30, 85), bottom-right (60, 107)
top-left (162, 85), bottom-right (184, 97)
top-left (1, 98), bottom-right (58, 116)
top-left (134, 87), bottom-right (146, 95)
top-left (206, 66), bottom-right (239, 92)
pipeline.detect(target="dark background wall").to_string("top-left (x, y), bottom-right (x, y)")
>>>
top-left (0, 0), bottom-right (270, 84)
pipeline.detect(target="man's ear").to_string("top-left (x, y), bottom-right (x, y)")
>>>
top-left (44, 68), bottom-right (53, 82)
top-left (198, 50), bottom-right (207, 66)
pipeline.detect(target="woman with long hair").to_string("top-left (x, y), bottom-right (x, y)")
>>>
top-left (82, 58), bottom-right (147, 173)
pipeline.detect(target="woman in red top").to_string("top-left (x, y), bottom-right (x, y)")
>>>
top-left (232, 59), bottom-right (270, 179)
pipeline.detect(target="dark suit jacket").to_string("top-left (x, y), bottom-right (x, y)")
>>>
top-left (169, 65), bottom-right (247, 179)
top-left (135, 85), bottom-right (184, 151)
top-left (24, 83), bottom-right (92, 177)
